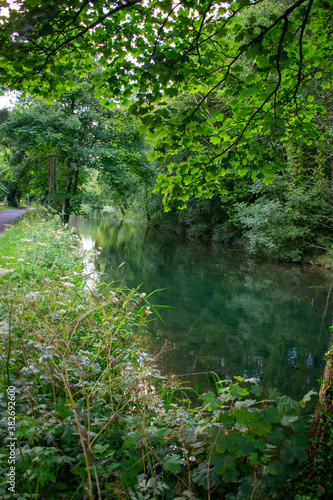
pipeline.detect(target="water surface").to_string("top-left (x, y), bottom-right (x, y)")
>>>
top-left (71, 211), bottom-right (333, 401)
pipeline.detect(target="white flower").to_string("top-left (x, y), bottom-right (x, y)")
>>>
top-left (0, 268), bottom-right (15, 276)
top-left (21, 238), bottom-right (33, 243)
top-left (26, 292), bottom-right (40, 299)
top-left (145, 306), bottom-right (153, 315)
top-left (18, 258), bottom-right (25, 262)
top-left (38, 243), bottom-right (47, 247)
top-left (58, 309), bottom-right (67, 314)
top-left (140, 293), bottom-right (147, 298)
top-left (2, 256), bottom-right (14, 259)
top-left (63, 282), bottom-right (74, 288)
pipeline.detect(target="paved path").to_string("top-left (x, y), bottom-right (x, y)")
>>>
top-left (0, 208), bottom-right (31, 234)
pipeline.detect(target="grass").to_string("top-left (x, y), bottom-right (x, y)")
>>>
top-left (0, 208), bottom-right (330, 500)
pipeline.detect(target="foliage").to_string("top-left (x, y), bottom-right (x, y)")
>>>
top-left (0, 86), bottom-right (151, 219)
top-left (145, 162), bottom-right (333, 261)
top-left (289, 330), bottom-right (333, 499)
top-left (294, 411), bottom-right (333, 498)
top-left (1, 0), bottom-right (332, 208)
top-left (234, 177), bottom-right (330, 260)
top-left (0, 209), bottom-right (319, 499)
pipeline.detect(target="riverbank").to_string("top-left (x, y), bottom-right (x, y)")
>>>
top-left (0, 208), bottom-right (330, 499)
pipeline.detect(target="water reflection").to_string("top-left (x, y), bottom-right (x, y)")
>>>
top-left (71, 211), bottom-right (333, 400)
top-left (81, 235), bottom-right (99, 289)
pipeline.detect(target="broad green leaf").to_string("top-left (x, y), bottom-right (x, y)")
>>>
top-left (162, 454), bottom-right (184, 473)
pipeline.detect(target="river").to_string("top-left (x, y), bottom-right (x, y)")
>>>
top-left (71, 210), bottom-right (333, 402)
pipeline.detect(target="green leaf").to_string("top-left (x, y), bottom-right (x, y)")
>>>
top-left (215, 433), bottom-right (237, 454)
top-left (263, 463), bottom-right (278, 476)
top-left (164, 87), bottom-right (179, 98)
top-left (122, 431), bottom-right (140, 449)
top-left (162, 454), bottom-right (184, 473)
top-left (192, 462), bottom-right (219, 489)
top-left (211, 453), bottom-right (236, 474)
top-left (236, 407), bottom-right (271, 435)
top-left (280, 436), bottom-right (308, 464)
top-left (260, 406), bottom-right (280, 423)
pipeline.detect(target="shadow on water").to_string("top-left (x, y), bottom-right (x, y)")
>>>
top-left (71, 210), bottom-right (333, 402)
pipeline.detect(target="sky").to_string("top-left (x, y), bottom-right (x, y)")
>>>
top-left (0, 2), bottom-right (19, 108)
top-left (0, 91), bottom-right (18, 108)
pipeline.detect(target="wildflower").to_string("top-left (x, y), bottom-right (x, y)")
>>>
top-left (2, 256), bottom-right (14, 259)
top-left (26, 292), bottom-right (40, 299)
top-left (58, 309), bottom-right (67, 314)
top-left (0, 268), bottom-right (15, 276)
top-left (21, 238), bottom-right (33, 242)
top-left (59, 276), bottom-right (70, 280)
top-left (42, 277), bottom-right (52, 283)
top-left (145, 306), bottom-right (153, 315)
top-left (63, 282), bottom-right (74, 288)
top-left (18, 258), bottom-right (24, 262)
top-left (140, 293), bottom-right (147, 298)
top-left (38, 242), bottom-right (47, 247)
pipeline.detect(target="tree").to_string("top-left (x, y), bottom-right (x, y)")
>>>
top-left (0, 84), bottom-right (151, 219)
top-left (0, 0), bottom-right (332, 208)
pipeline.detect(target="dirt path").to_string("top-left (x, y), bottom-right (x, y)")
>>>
top-left (0, 208), bottom-right (31, 234)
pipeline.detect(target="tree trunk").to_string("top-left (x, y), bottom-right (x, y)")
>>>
top-left (62, 160), bottom-right (74, 223)
top-left (145, 188), bottom-right (151, 222)
top-left (61, 160), bottom-right (80, 223)
top-left (48, 155), bottom-right (56, 206)
top-left (7, 185), bottom-right (18, 207)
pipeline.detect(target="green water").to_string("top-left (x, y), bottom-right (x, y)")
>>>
top-left (71, 211), bottom-right (333, 401)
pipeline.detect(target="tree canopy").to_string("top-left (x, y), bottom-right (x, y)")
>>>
top-left (0, 0), bottom-right (332, 208)
top-left (0, 86), bottom-right (150, 218)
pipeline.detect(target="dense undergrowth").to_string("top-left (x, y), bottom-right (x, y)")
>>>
top-left (144, 174), bottom-right (333, 266)
top-left (0, 209), bottom-right (329, 499)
